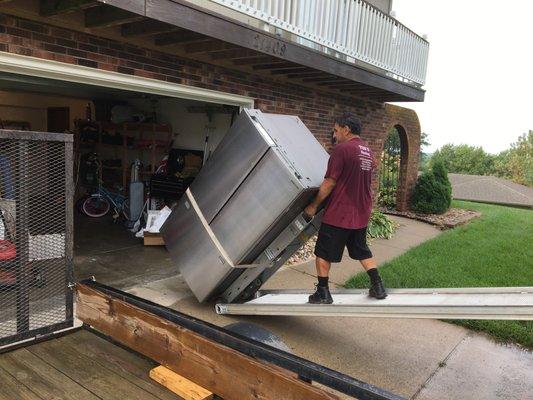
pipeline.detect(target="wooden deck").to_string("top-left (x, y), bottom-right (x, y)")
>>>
top-left (0, 329), bottom-right (182, 400)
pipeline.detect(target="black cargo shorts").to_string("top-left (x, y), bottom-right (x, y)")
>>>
top-left (314, 223), bottom-right (372, 263)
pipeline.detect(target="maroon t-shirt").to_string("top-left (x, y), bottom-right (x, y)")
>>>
top-left (322, 137), bottom-right (374, 229)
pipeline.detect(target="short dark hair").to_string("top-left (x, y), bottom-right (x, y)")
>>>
top-left (334, 112), bottom-right (362, 135)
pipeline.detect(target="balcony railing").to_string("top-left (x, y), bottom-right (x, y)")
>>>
top-left (204, 0), bottom-right (429, 86)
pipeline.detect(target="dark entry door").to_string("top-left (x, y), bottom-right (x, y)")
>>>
top-left (47, 107), bottom-right (70, 133)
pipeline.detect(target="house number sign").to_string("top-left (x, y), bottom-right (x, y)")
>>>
top-left (252, 34), bottom-right (287, 57)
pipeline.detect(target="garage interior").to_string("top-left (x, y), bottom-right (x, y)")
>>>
top-left (0, 70), bottom-right (240, 290)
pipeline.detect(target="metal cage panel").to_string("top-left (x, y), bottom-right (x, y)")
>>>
top-left (0, 130), bottom-right (74, 350)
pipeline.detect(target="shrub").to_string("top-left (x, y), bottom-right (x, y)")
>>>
top-left (431, 161), bottom-right (452, 209)
top-left (432, 161), bottom-right (448, 184)
top-left (378, 183), bottom-right (397, 209)
top-left (367, 210), bottom-right (397, 239)
top-left (410, 162), bottom-right (452, 214)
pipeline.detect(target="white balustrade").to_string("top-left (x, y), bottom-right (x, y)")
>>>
top-left (206, 0), bottom-right (429, 86)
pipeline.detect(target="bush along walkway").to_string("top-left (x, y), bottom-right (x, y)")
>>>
top-left (346, 200), bottom-right (533, 349)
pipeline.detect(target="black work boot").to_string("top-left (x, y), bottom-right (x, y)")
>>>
top-left (308, 285), bottom-right (333, 304)
top-left (369, 279), bottom-right (387, 299)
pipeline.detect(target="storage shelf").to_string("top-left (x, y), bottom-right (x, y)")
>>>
top-left (76, 119), bottom-right (172, 192)
top-left (98, 142), bottom-right (129, 148)
top-left (82, 142), bottom-right (168, 152)
top-left (97, 121), bottom-right (172, 132)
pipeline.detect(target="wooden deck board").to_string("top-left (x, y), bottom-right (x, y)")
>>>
top-left (0, 362), bottom-right (44, 400)
top-left (0, 330), bottom-right (183, 400)
top-left (0, 348), bottom-right (99, 400)
top-left (59, 330), bottom-right (182, 400)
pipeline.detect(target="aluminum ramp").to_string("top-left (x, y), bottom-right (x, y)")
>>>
top-left (215, 287), bottom-right (533, 320)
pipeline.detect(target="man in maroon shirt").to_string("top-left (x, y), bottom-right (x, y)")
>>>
top-left (304, 112), bottom-right (387, 304)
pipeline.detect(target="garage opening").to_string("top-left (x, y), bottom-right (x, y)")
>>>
top-left (0, 70), bottom-right (244, 294)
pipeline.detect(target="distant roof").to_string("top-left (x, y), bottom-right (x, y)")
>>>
top-left (448, 174), bottom-right (533, 208)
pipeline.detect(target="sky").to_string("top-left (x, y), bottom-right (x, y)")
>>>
top-left (391, 0), bottom-right (533, 154)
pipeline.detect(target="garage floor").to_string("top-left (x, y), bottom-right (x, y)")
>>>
top-left (74, 214), bottom-right (178, 290)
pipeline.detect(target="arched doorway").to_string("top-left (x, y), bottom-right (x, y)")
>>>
top-left (378, 125), bottom-right (408, 210)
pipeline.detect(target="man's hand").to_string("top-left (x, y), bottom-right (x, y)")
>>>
top-left (304, 204), bottom-right (318, 218)
top-left (304, 178), bottom-right (336, 219)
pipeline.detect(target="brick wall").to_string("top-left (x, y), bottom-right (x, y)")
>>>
top-left (0, 13), bottom-right (421, 211)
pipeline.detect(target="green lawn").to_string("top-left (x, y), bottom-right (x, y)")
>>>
top-left (345, 200), bottom-right (533, 349)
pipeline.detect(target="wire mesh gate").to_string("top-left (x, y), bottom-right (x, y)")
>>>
top-left (378, 128), bottom-right (401, 209)
top-left (0, 130), bottom-right (74, 350)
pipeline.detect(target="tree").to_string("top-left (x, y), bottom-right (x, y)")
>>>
top-left (506, 131), bottom-right (533, 187)
top-left (419, 152), bottom-right (431, 172)
top-left (492, 150), bottom-right (512, 180)
top-left (420, 131), bottom-right (430, 149)
top-left (427, 131), bottom-right (532, 187)
top-left (429, 144), bottom-right (494, 175)
top-left (419, 132), bottom-right (431, 171)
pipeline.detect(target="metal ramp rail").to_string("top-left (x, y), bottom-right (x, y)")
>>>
top-left (215, 287), bottom-right (533, 320)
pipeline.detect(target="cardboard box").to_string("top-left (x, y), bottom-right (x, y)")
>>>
top-left (184, 153), bottom-right (202, 169)
top-left (144, 232), bottom-right (165, 246)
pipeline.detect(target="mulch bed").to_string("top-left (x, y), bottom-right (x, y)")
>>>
top-left (285, 235), bottom-right (317, 266)
top-left (382, 207), bottom-right (481, 230)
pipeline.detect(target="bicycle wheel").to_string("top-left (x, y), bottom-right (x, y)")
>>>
top-left (82, 194), bottom-right (111, 218)
top-left (122, 197), bottom-right (131, 221)
top-left (75, 195), bottom-right (90, 214)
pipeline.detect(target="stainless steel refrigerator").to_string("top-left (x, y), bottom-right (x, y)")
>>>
top-left (161, 109), bottom-right (328, 302)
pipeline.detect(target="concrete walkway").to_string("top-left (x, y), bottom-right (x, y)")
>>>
top-left (124, 216), bottom-right (532, 399)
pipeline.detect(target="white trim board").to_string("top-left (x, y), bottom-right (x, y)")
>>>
top-left (0, 52), bottom-right (254, 108)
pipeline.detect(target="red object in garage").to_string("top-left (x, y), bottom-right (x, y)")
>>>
top-left (0, 239), bottom-right (16, 260)
top-left (0, 239), bottom-right (16, 286)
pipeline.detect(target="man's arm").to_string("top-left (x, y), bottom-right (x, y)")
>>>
top-left (304, 178), bottom-right (336, 217)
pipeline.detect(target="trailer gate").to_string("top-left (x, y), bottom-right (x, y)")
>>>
top-left (0, 130), bottom-right (74, 351)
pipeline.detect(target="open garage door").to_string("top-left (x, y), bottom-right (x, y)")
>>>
top-left (0, 54), bottom-right (253, 349)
